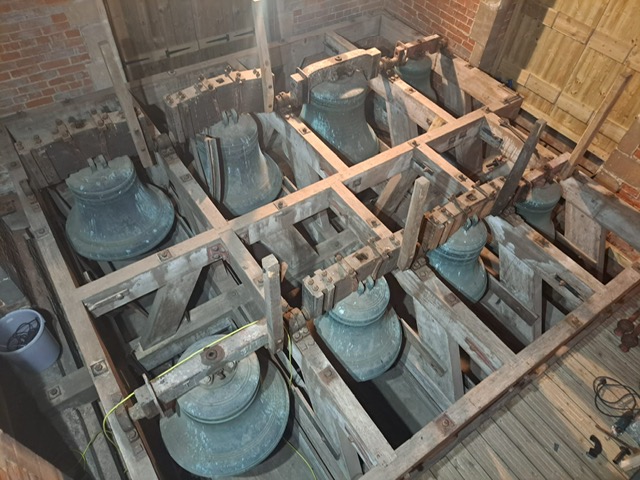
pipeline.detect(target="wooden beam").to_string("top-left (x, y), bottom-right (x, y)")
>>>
top-left (395, 267), bottom-right (515, 375)
top-left (562, 173), bottom-right (640, 253)
top-left (397, 177), bottom-right (431, 270)
top-left (140, 268), bottom-right (201, 348)
top-left (559, 71), bottom-right (633, 180)
top-left (251, 0), bottom-right (274, 112)
top-left (262, 255), bottom-right (284, 353)
top-left (99, 41), bottom-right (154, 168)
top-left (491, 119), bottom-right (546, 215)
top-left (486, 215), bottom-right (604, 309)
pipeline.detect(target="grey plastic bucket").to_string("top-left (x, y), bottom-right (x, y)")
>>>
top-left (0, 309), bottom-right (60, 372)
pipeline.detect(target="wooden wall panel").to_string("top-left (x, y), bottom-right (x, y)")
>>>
top-left (493, 0), bottom-right (639, 160)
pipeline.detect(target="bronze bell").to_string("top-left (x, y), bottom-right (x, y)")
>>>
top-left (397, 57), bottom-right (437, 100)
top-left (160, 336), bottom-right (290, 477)
top-left (300, 72), bottom-right (379, 164)
top-left (200, 110), bottom-right (282, 216)
top-left (65, 155), bottom-right (175, 261)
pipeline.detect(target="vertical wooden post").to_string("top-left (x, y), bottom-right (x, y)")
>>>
top-left (498, 246), bottom-right (542, 343)
top-left (413, 301), bottom-right (464, 407)
top-left (263, 254), bottom-right (284, 353)
top-left (564, 202), bottom-right (607, 280)
top-left (100, 41), bottom-right (154, 168)
top-left (252, 0), bottom-right (275, 112)
top-left (397, 177), bottom-right (431, 270)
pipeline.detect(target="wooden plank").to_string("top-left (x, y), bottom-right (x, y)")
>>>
top-left (461, 430), bottom-right (519, 480)
top-left (396, 268), bottom-right (515, 375)
top-left (444, 442), bottom-right (492, 480)
top-left (564, 201), bottom-right (606, 278)
top-left (99, 41), bottom-right (154, 169)
top-left (251, 0), bottom-right (274, 112)
top-left (498, 246), bottom-right (542, 341)
top-left (562, 173), bottom-right (640, 253)
top-left (397, 177), bottom-right (430, 270)
top-left (521, 379), bottom-right (626, 479)
top-left (413, 301), bottom-right (463, 408)
top-left (296, 335), bottom-right (396, 472)
top-left (559, 71), bottom-right (633, 180)
top-left (140, 268), bottom-right (201, 348)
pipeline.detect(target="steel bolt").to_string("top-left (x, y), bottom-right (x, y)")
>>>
top-left (335, 56), bottom-right (342, 62)
top-left (48, 386), bottom-right (60, 398)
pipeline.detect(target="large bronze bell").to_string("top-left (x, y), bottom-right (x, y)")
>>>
top-left (65, 155), bottom-right (175, 261)
top-left (427, 217), bottom-right (488, 302)
top-left (200, 110), bottom-right (282, 216)
top-left (315, 277), bottom-right (402, 382)
top-left (160, 336), bottom-right (290, 477)
top-left (300, 72), bottom-right (379, 164)
top-left (397, 57), bottom-right (437, 100)
top-left (516, 182), bottom-right (562, 238)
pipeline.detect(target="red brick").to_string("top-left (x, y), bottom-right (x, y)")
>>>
top-left (635, 148), bottom-right (640, 160)
top-left (20, 44), bottom-right (52, 58)
top-left (0, 72), bottom-right (10, 82)
top-left (56, 63), bottom-right (85, 75)
top-left (10, 64), bottom-right (40, 78)
top-left (51, 13), bottom-right (67, 23)
top-left (0, 51), bottom-right (21, 61)
top-left (40, 22), bottom-right (70, 35)
top-left (39, 57), bottom-right (69, 70)
top-left (64, 28), bottom-right (81, 38)
top-left (25, 95), bottom-right (53, 108)
top-left (64, 37), bottom-right (84, 48)
top-left (69, 52), bottom-right (90, 64)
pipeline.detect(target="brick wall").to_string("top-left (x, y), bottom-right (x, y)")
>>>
top-left (385, 0), bottom-right (480, 59)
top-left (0, 0), bottom-right (114, 118)
top-left (290, 0), bottom-right (384, 35)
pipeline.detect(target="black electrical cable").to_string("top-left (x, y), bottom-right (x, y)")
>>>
top-left (592, 376), bottom-right (640, 419)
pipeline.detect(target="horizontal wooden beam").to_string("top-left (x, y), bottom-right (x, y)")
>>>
top-left (562, 173), bottom-right (640, 252)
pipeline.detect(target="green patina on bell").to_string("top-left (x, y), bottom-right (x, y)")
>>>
top-left (160, 336), bottom-right (290, 477)
top-left (300, 72), bottom-right (379, 164)
top-left (516, 182), bottom-right (562, 238)
top-left (65, 155), bottom-right (175, 261)
top-left (315, 277), bottom-right (402, 382)
top-left (428, 217), bottom-right (488, 303)
top-left (200, 110), bottom-right (282, 217)
top-left (397, 57), bottom-right (437, 100)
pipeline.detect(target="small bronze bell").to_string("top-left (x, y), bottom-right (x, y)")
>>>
top-left (300, 72), bottom-right (379, 164)
top-left (427, 217), bottom-right (488, 302)
top-left (65, 155), bottom-right (175, 261)
top-left (315, 277), bottom-right (402, 382)
top-left (515, 182), bottom-right (562, 238)
top-left (201, 110), bottom-right (282, 216)
top-left (397, 57), bottom-right (437, 100)
top-left (160, 336), bottom-right (290, 477)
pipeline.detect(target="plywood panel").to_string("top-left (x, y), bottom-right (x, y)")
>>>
top-left (495, 0), bottom-right (639, 161)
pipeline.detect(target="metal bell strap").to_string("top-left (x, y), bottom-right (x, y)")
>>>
top-left (65, 155), bottom-right (175, 261)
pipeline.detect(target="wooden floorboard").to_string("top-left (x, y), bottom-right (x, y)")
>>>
top-left (432, 288), bottom-right (640, 479)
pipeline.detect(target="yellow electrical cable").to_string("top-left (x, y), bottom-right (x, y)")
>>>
top-left (286, 331), bottom-right (293, 386)
top-left (285, 439), bottom-right (317, 480)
